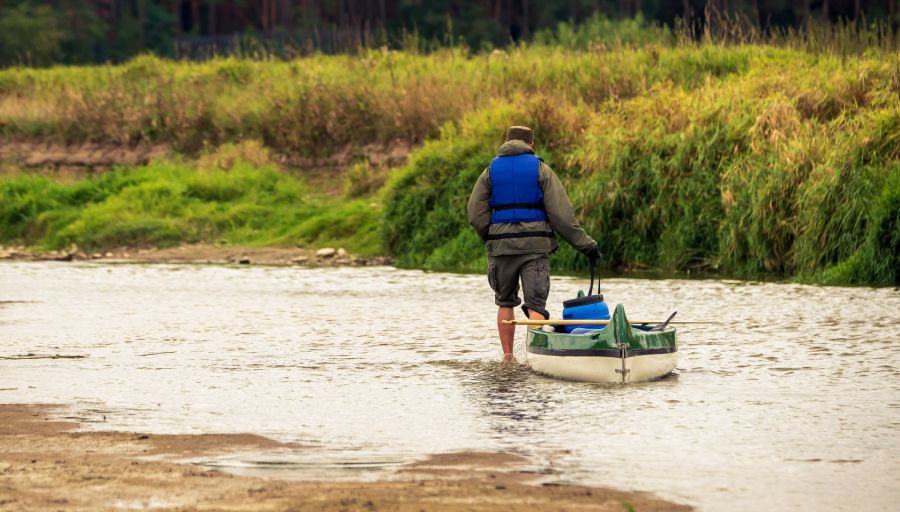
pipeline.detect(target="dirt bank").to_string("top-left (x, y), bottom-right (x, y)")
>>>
top-left (0, 404), bottom-right (691, 511)
top-left (0, 140), bottom-right (411, 176)
top-left (0, 142), bottom-right (171, 173)
top-left (0, 244), bottom-right (391, 267)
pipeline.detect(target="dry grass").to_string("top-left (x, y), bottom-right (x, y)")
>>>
top-left (1, 37), bottom-right (898, 283)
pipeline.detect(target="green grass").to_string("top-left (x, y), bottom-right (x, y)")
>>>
top-left (381, 48), bottom-right (900, 284)
top-left (1, 42), bottom-right (898, 284)
top-left (0, 45), bottom-right (774, 156)
top-left (0, 159), bottom-right (383, 256)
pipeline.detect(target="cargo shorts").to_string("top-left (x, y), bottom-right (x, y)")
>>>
top-left (487, 253), bottom-right (550, 319)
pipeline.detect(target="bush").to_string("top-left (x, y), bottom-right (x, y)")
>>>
top-left (2, 43), bottom-right (898, 284)
top-left (0, 159), bottom-right (382, 255)
top-left (381, 47), bottom-right (900, 284)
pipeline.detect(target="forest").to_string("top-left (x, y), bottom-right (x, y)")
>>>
top-left (1, 0), bottom-right (898, 66)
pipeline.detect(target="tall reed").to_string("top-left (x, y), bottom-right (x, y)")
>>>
top-left (382, 47), bottom-right (900, 284)
top-left (1, 37), bottom-right (897, 283)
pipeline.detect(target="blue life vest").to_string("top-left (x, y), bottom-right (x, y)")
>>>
top-left (489, 153), bottom-right (548, 224)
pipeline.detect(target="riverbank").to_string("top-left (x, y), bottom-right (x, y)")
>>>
top-left (0, 243), bottom-right (390, 267)
top-left (0, 404), bottom-right (689, 511)
top-left (2, 45), bottom-right (898, 285)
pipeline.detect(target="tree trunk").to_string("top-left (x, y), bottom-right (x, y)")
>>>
top-left (281, 0), bottom-right (292, 30)
top-left (261, 0), bottom-right (270, 31)
top-left (171, 0), bottom-right (181, 33)
top-left (208, 0), bottom-right (216, 36)
top-left (271, 0), bottom-right (277, 30)
top-left (137, 0), bottom-right (145, 50)
top-left (854, 0), bottom-right (860, 22)
top-left (798, 0), bottom-right (810, 24)
top-left (337, 0), bottom-right (346, 28)
top-left (190, 0), bottom-right (200, 33)
top-left (522, 0), bottom-right (529, 37)
top-left (347, 0), bottom-right (356, 27)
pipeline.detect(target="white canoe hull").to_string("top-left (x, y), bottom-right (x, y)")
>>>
top-left (526, 350), bottom-right (677, 384)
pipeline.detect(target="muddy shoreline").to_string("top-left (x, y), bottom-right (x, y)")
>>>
top-left (0, 404), bottom-right (689, 511)
top-left (0, 244), bottom-right (391, 267)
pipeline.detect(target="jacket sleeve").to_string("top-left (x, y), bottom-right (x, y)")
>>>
top-left (539, 162), bottom-right (597, 254)
top-left (467, 168), bottom-right (492, 242)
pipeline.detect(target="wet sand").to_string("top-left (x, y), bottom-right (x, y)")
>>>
top-left (0, 404), bottom-right (690, 511)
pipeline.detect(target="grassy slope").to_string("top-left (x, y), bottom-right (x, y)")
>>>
top-left (0, 147), bottom-right (383, 256)
top-left (382, 46), bottom-right (900, 284)
top-left (1, 45), bottom-right (898, 283)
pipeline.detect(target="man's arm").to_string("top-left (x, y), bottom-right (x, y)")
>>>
top-left (539, 162), bottom-right (598, 254)
top-left (467, 168), bottom-right (492, 241)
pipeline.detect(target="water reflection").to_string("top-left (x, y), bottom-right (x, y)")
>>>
top-left (464, 361), bottom-right (554, 435)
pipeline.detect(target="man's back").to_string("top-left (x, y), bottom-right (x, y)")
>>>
top-left (466, 125), bottom-right (600, 360)
top-left (467, 138), bottom-right (597, 257)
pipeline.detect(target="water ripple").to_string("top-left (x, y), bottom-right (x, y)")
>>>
top-left (1, 262), bottom-right (898, 511)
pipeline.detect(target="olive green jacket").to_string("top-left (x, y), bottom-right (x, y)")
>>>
top-left (467, 140), bottom-right (598, 256)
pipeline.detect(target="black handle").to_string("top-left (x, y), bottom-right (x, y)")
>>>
top-left (588, 258), bottom-right (599, 297)
top-left (587, 256), bottom-right (603, 298)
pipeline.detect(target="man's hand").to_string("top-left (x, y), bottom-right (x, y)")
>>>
top-left (585, 246), bottom-right (603, 261)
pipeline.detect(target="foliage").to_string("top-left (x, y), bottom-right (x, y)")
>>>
top-left (0, 44), bottom-right (755, 154)
top-left (0, 1), bottom-right (897, 66)
top-left (0, 2), bottom-right (64, 67)
top-left (0, 158), bottom-right (383, 256)
top-left (533, 13), bottom-right (674, 49)
top-left (381, 47), bottom-right (900, 284)
top-left (1, 42), bottom-right (898, 284)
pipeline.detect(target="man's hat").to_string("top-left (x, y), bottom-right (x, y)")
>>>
top-left (505, 126), bottom-right (534, 144)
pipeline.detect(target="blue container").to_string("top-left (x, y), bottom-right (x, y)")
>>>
top-left (562, 292), bottom-right (610, 333)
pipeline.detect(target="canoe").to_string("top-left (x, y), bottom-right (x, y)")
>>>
top-left (525, 303), bottom-right (677, 384)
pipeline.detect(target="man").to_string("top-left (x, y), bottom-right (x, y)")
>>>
top-left (467, 126), bottom-right (601, 360)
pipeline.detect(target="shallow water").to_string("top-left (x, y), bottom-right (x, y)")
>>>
top-left (1, 261), bottom-right (898, 510)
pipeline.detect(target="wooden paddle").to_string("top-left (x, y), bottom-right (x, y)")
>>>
top-left (503, 319), bottom-right (714, 326)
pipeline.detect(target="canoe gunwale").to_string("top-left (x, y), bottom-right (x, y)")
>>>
top-left (525, 345), bottom-right (677, 358)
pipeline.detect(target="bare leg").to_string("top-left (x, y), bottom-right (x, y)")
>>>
top-left (523, 306), bottom-right (549, 332)
top-left (528, 309), bottom-right (545, 322)
top-left (497, 306), bottom-right (515, 360)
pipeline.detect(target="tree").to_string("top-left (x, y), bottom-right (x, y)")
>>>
top-left (0, 1), bottom-right (64, 66)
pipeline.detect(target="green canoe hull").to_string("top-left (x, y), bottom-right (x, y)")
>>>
top-left (525, 303), bottom-right (677, 384)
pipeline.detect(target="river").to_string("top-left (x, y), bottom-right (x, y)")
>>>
top-left (1, 261), bottom-right (898, 510)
